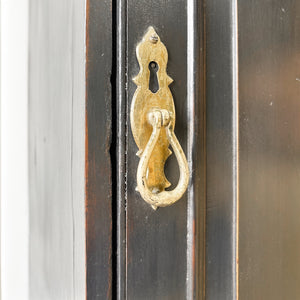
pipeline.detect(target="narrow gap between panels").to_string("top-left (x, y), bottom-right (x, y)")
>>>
top-left (110, 0), bottom-right (118, 298)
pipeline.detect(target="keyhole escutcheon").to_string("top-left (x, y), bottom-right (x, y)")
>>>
top-left (148, 61), bottom-right (159, 93)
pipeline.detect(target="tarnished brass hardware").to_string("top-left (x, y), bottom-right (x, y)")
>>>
top-left (130, 27), bottom-right (189, 209)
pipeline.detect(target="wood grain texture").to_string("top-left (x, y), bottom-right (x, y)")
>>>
top-left (29, 0), bottom-right (85, 299)
top-left (85, 0), bottom-right (113, 299)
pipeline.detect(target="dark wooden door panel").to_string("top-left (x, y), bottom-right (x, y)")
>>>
top-left (116, 1), bottom-right (205, 299)
top-left (238, 1), bottom-right (300, 299)
top-left (29, 0), bottom-right (300, 299)
top-left (205, 1), bottom-right (239, 298)
top-left (85, 0), bottom-right (114, 299)
top-left (126, 2), bottom-right (188, 299)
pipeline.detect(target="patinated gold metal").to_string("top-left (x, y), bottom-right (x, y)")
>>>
top-left (130, 27), bottom-right (189, 209)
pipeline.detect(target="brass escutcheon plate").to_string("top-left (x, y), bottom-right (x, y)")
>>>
top-left (130, 27), bottom-right (175, 192)
top-left (131, 27), bottom-right (189, 209)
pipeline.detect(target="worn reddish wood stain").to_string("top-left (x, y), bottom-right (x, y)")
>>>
top-left (85, 0), bottom-right (113, 298)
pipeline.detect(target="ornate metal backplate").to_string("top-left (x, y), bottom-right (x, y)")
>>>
top-left (130, 27), bottom-right (175, 192)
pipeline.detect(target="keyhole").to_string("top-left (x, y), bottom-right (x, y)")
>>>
top-left (148, 61), bottom-right (159, 93)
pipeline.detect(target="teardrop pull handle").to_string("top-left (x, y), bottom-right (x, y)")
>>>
top-left (130, 27), bottom-right (189, 209)
top-left (136, 109), bottom-right (189, 209)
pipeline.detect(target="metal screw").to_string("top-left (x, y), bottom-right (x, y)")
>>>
top-left (150, 35), bottom-right (158, 44)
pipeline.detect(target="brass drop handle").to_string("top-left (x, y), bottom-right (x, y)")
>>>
top-left (136, 109), bottom-right (189, 209)
top-left (130, 27), bottom-right (189, 209)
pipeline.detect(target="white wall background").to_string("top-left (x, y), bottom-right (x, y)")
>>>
top-left (1, 0), bottom-right (29, 299)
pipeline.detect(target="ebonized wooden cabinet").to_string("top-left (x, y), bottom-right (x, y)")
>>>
top-left (29, 0), bottom-right (300, 299)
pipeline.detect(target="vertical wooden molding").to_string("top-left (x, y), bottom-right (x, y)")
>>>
top-left (85, 0), bottom-right (113, 298)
